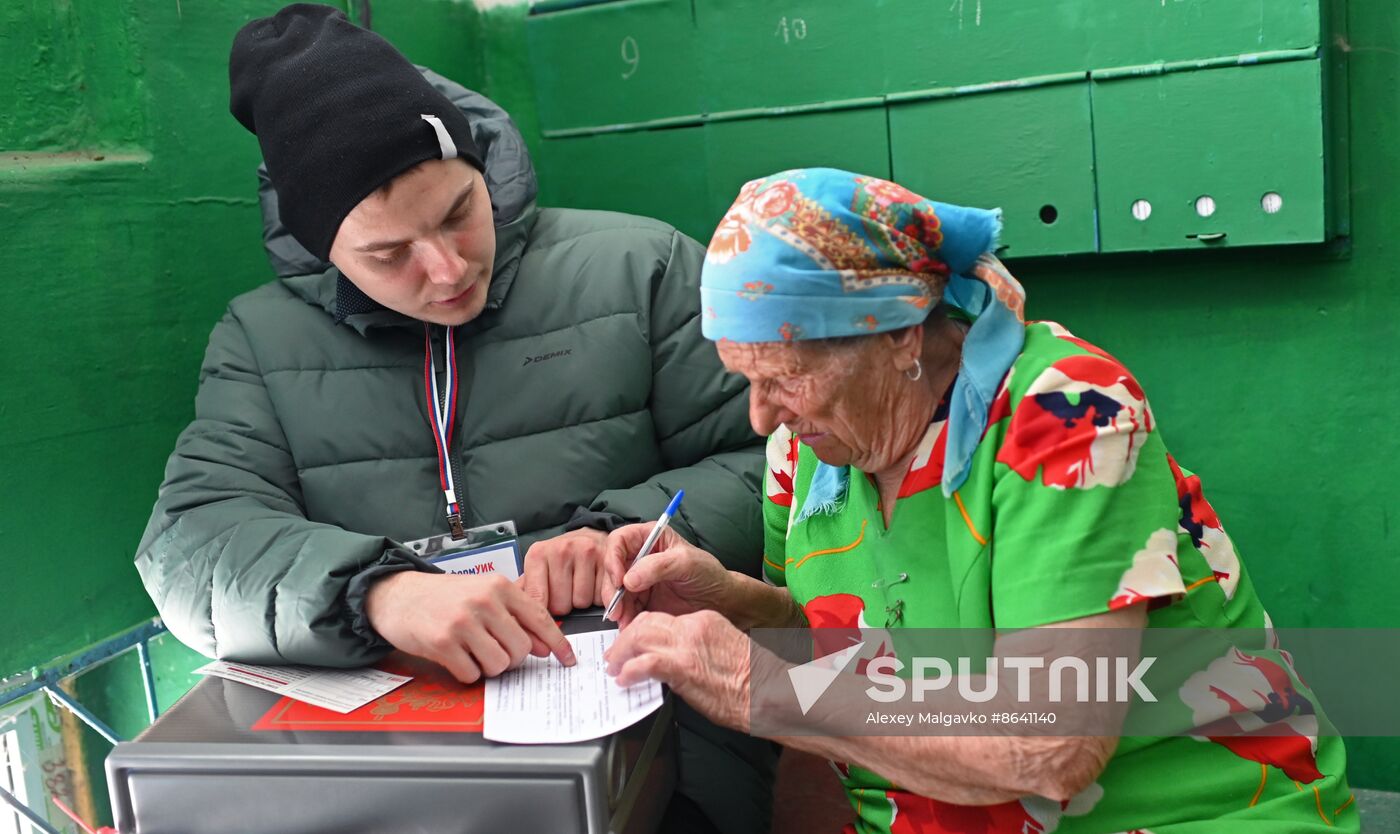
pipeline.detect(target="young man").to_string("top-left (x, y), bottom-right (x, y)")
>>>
top-left (136, 5), bottom-right (772, 831)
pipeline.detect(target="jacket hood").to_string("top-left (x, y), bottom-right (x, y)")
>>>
top-left (258, 68), bottom-right (539, 333)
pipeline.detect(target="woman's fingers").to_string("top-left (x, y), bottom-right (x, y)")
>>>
top-left (604, 523), bottom-right (683, 584)
top-left (623, 544), bottom-right (691, 592)
top-left (614, 654), bottom-right (667, 688)
top-left (607, 612), bottom-right (709, 688)
top-left (605, 612), bottom-right (673, 670)
top-left (604, 612), bottom-right (646, 670)
top-left (602, 524), bottom-right (646, 589)
top-left (617, 592), bottom-right (645, 629)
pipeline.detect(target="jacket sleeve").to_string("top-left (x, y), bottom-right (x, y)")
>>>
top-left (583, 231), bottom-right (766, 576)
top-left (135, 309), bottom-right (419, 666)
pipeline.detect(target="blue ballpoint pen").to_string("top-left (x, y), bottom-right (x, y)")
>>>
top-left (603, 490), bottom-right (684, 621)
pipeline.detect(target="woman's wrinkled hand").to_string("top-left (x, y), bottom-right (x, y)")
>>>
top-left (600, 523), bottom-right (737, 627)
top-left (604, 610), bottom-right (753, 733)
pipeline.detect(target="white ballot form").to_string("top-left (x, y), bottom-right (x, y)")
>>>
top-left (486, 630), bottom-right (664, 744)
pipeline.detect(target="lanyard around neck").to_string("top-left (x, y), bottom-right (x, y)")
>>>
top-left (423, 324), bottom-right (465, 538)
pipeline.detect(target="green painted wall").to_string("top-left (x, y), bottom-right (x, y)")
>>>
top-left (0, 2), bottom-right (490, 824)
top-left (2, 1), bottom-right (1394, 823)
top-left (368, 0), bottom-right (485, 91)
top-left (1, 0), bottom-right (284, 677)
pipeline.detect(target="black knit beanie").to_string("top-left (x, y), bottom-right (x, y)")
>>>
top-left (229, 3), bottom-right (483, 262)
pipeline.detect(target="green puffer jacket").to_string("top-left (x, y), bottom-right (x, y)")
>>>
top-left (136, 79), bottom-right (762, 668)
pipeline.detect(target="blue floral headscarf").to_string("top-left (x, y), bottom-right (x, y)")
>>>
top-left (700, 168), bottom-right (1027, 502)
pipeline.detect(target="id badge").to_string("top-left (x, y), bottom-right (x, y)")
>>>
top-left (403, 520), bottom-right (521, 581)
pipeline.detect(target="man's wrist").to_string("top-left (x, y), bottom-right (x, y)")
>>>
top-left (346, 558), bottom-right (424, 647)
top-left (365, 570), bottom-right (417, 626)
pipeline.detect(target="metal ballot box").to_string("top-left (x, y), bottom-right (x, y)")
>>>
top-left (106, 617), bottom-right (676, 834)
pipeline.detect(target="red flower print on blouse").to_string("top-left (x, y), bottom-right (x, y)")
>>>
top-left (997, 354), bottom-right (1153, 490)
top-left (766, 430), bottom-right (798, 508)
top-left (886, 792), bottom-right (1049, 834)
top-left (1182, 648), bottom-right (1324, 784)
top-left (884, 783), bottom-right (1103, 834)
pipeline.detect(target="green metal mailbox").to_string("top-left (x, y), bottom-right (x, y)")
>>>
top-left (694, 0), bottom-right (885, 116)
top-left (880, 0), bottom-right (1094, 94)
top-left (1086, 0), bottom-right (1322, 70)
top-left (536, 127), bottom-right (711, 241)
top-left (880, 0), bottom-right (1321, 95)
top-left (525, 0), bottom-right (1345, 257)
top-left (889, 83), bottom-right (1098, 258)
top-left (704, 109), bottom-right (892, 224)
top-left (527, 0), bottom-right (700, 134)
top-left (1093, 60), bottom-right (1329, 253)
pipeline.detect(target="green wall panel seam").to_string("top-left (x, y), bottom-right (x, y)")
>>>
top-left (543, 113), bottom-right (706, 138)
top-left (704, 96), bottom-right (887, 124)
top-left (886, 71), bottom-right (1088, 105)
top-left (883, 103), bottom-right (895, 193)
top-left (539, 50), bottom-right (1323, 139)
top-left (1086, 81), bottom-right (1104, 254)
top-left (1091, 47), bottom-right (1321, 81)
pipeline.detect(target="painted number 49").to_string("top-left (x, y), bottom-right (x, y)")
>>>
top-left (775, 16), bottom-right (807, 43)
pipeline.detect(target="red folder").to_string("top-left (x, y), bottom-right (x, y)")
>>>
top-left (251, 653), bottom-right (484, 733)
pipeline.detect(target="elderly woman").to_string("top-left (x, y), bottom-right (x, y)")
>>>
top-left (601, 169), bottom-right (1354, 833)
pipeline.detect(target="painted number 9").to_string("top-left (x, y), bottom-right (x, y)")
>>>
top-left (620, 35), bottom-right (640, 79)
top-left (775, 16), bottom-right (807, 44)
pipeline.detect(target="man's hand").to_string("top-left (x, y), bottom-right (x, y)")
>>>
top-left (600, 524), bottom-right (737, 628)
top-left (365, 571), bottom-right (575, 684)
top-left (521, 527), bottom-right (611, 616)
